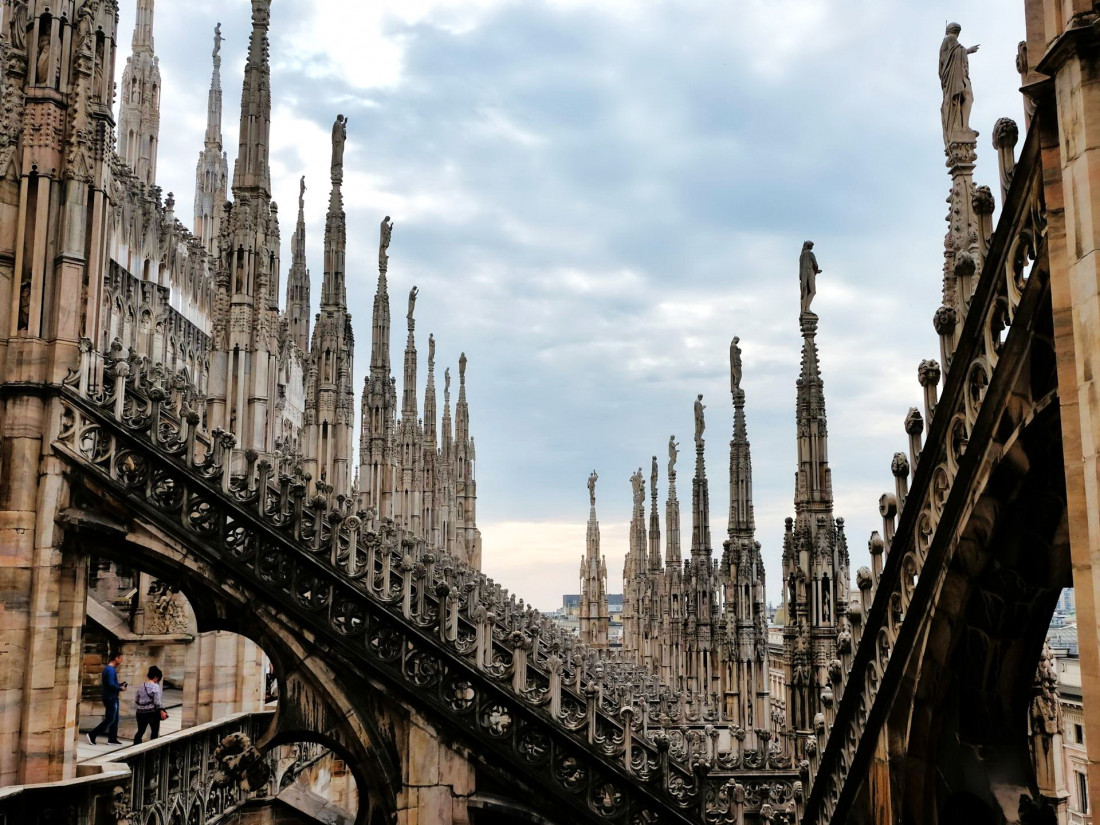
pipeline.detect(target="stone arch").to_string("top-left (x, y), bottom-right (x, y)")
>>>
top-left (881, 404), bottom-right (1069, 825)
top-left (61, 492), bottom-right (401, 824)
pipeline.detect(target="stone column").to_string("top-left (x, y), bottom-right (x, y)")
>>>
top-left (1035, 14), bottom-right (1100, 814)
top-left (183, 631), bottom-right (266, 727)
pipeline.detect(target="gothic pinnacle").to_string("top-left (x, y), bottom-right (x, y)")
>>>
top-left (133, 0), bottom-right (156, 51)
top-left (232, 0), bottom-right (273, 196)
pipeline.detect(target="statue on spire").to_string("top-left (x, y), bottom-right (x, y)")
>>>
top-left (379, 216), bottom-right (393, 270)
top-left (799, 241), bottom-right (821, 315)
top-left (730, 336), bottom-right (743, 392)
top-left (668, 435), bottom-right (679, 478)
top-left (331, 115), bottom-right (347, 178)
top-left (650, 455), bottom-right (658, 490)
top-left (588, 471), bottom-right (598, 507)
top-left (459, 352), bottom-right (467, 382)
top-left (298, 175), bottom-right (306, 210)
top-left (444, 367), bottom-right (451, 395)
top-left (938, 23), bottom-right (979, 146)
top-left (428, 334), bottom-right (435, 362)
top-left (694, 394), bottom-right (706, 447)
top-left (630, 468), bottom-right (645, 507)
top-left (213, 22), bottom-right (223, 61)
top-left (407, 286), bottom-right (418, 323)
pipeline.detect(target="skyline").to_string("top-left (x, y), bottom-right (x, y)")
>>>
top-left (120, 0), bottom-right (1026, 609)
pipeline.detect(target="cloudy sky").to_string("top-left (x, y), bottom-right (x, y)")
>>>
top-left (121, 0), bottom-right (1026, 610)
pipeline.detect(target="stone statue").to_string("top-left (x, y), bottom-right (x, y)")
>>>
top-left (1030, 641), bottom-right (1062, 737)
top-left (730, 336), bottom-right (742, 391)
top-left (693, 394), bottom-right (705, 446)
top-left (444, 367), bottom-right (451, 395)
top-left (379, 216), bottom-right (393, 267)
top-left (36, 27), bottom-right (52, 86)
top-left (9, 1), bottom-right (28, 53)
top-left (213, 22), bottom-right (223, 61)
top-left (428, 333), bottom-right (435, 362)
top-left (331, 115), bottom-right (347, 175)
top-left (799, 242), bottom-right (821, 314)
top-left (74, 5), bottom-right (94, 59)
top-left (939, 23), bottom-right (980, 146)
top-left (668, 435), bottom-right (678, 477)
top-left (407, 286), bottom-right (418, 322)
top-left (588, 471), bottom-right (598, 506)
top-left (630, 468), bottom-right (644, 506)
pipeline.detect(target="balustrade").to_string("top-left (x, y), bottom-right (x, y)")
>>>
top-left (803, 122), bottom-right (1051, 822)
top-left (0, 712), bottom-right (272, 825)
top-left (55, 330), bottom-right (799, 822)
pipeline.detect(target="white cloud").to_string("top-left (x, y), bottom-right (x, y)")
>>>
top-left (125, 0), bottom-right (1029, 612)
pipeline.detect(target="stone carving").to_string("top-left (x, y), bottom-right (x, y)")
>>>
top-left (1030, 641), bottom-right (1062, 736)
top-left (693, 394), bottom-right (705, 447)
top-left (213, 21), bottom-right (223, 60)
top-left (407, 286), bottom-right (418, 322)
top-left (444, 366), bottom-right (450, 394)
top-left (212, 732), bottom-right (271, 792)
top-left (587, 470), bottom-right (597, 506)
top-left (146, 579), bottom-right (187, 634)
top-left (7, 1), bottom-right (27, 52)
top-left (331, 114), bottom-right (346, 177)
top-left (630, 468), bottom-right (644, 506)
top-left (379, 215), bottom-right (393, 269)
top-left (35, 26), bottom-right (52, 85)
top-left (938, 23), bottom-right (979, 146)
top-left (667, 435), bottom-right (678, 478)
top-left (799, 241), bottom-right (821, 314)
top-left (730, 336), bottom-right (743, 391)
top-left (109, 785), bottom-right (132, 825)
top-left (1018, 793), bottom-right (1058, 825)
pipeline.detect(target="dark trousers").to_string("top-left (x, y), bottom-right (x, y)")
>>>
top-left (89, 697), bottom-right (120, 742)
top-left (133, 710), bottom-right (160, 744)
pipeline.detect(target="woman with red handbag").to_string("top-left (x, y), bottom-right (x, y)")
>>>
top-left (133, 666), bottom-right (168, 744)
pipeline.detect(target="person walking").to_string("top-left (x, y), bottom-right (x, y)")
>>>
top-left (133, 665), bottom-right (167, 744)
top-left (87, 652), bottom-right (127, 745)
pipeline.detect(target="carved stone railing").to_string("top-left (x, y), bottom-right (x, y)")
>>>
top-left (802, 123), bottom-right (1051, 822)
top-left (0, 712), bottom-right (272, 825)
top-left (53, 355), bottom-right (799, 823)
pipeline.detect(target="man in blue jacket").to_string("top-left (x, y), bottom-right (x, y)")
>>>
top-left (87, 652), bottom-right (127, 745)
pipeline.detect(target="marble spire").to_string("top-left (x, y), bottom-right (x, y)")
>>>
top-left (359, 213), bottom-right (398, 518)
top-left (784, 245), bottom-right (848, 746)
top-left (303, 117), bottom-right (355, 496)
top-left (232, 0), bottom-right (273, 197)
top-left (118, 0), bottom-right (161, 186)
top-left (648, 455), bottom-right (662, 572)
top-left (579, 471), bottom-right (609, 648)
top-left (690, 395), bottom-right (712, 561)
top-left (727, 336), bottom-right (755, 546)
top-left (133, 0), bottom-right (155, 50)
top-left (194, 23), bottom-right (228, 254)
top-left (286, 176), bottom-right (310, 352)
